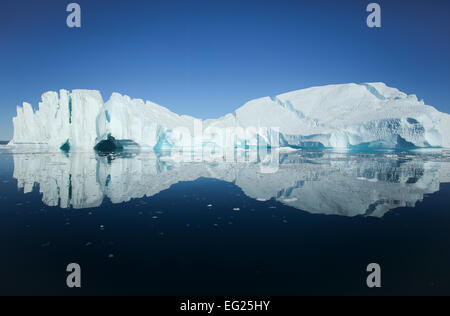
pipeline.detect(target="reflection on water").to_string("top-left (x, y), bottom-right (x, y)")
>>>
top-left (3, 147), bottom-right (450, 295)
top-left (11, 149), bottom-right (450, 217)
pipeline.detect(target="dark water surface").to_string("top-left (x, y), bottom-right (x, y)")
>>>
top-left (1, 148), bottom-right (450, 295)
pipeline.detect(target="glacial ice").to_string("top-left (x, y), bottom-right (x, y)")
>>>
top-left (11, 90), bottom-right (103, 151)
top-left (9, 83), bottom-right (450, 150)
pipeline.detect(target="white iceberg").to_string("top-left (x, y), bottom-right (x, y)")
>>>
top-left (9, 83), bottom-right (450, 151)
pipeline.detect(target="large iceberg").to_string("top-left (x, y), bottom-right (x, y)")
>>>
top-left (9, 83), bottom-right (450, 151)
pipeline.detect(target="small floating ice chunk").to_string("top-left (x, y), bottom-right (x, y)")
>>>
top-left (233, 208), bottom-right (240, 211)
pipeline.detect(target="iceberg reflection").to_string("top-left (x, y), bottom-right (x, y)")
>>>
top-left (12, 150), bottom-right (450, 217)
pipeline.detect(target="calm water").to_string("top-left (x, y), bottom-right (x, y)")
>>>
top-left (1, 147), bottom-right (450, 295)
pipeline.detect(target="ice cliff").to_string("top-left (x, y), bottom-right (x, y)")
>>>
top-left (9, 83), bottom-right (450, 150)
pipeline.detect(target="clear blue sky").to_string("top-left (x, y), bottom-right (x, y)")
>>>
top-left (0, 0), bottom-right (449, 140)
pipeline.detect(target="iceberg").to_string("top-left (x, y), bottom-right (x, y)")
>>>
top-left (11, 90), bottom-right (103, 151)
top-left (9, 83), bottom-right (450, 151)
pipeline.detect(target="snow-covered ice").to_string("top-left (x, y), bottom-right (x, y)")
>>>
top-left (9, 83), bottom-right (450, 150)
